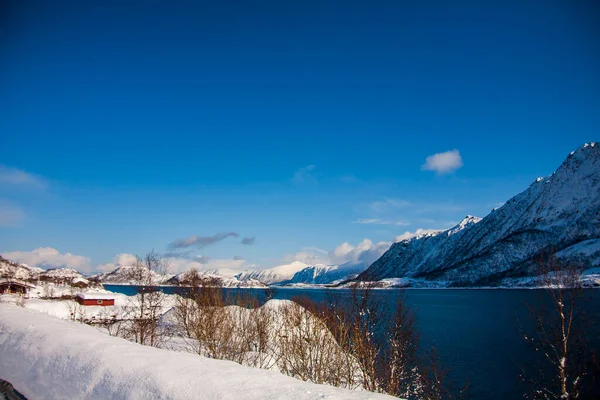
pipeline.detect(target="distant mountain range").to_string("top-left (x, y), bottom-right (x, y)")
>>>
top-left (357, 143), bottom-right (600, 287)
top-left (90, 264), bottom-right (267, 288)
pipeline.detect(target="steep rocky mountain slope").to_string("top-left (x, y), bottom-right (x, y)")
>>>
top-left (359, 143), bottom-right (600, 286)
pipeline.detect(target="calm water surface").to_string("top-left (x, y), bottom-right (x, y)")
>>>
top-left (104, 285), bottom-right (600, 400)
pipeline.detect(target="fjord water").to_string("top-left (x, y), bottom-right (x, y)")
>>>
top-left (104, 285), bottom-right (600, 400)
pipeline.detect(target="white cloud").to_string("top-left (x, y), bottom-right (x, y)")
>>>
top-left (0, 165), bottom-right (47, 189)
top-left (1, 247), bottom-right (92, 272)
top-left (0, 202), bottom-right (25, 227)
top-left (282, 239), bottom-right (392, 269)
top-left (328, 239), bottom-right (392, 267)
top-left (293, 165), bottom-right (317, 184)
top-left (282, 250), bottom-right (327, 265)
top-left (166, 256), bottom-right (247, 276)
top-left (421, 149), bottom-right (463, 174)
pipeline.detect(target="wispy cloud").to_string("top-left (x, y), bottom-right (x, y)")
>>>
top-left (0, 202), bottom-right (25, 227)
top-left (162, 251), bottom-right (212, 264)
top-left (421, 149), bottom-right (463, 174)
top-left (369, 198), bottom-right (411, 212)
top-left (241, 237), bottom-right (255, 245)
top-left (166, 256), bottom-right (247, 275)
top-left (340, 175), bottom-right (360, 184)
top-left (353, 218), bottom-right (410, 226)
top-left (293, 164), bottom-right (317, 184)
top-left (0, 165), bottom-right (47, 189)
top-left (169, 232), bottom-right (240, 249)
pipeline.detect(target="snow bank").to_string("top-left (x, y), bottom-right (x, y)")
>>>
top-left (0, 304), bottom-right (391, 400)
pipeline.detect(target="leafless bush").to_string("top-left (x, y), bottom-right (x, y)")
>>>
top-left (172, 278), bottom-right (453, 397)
top-left (66, 300), bottom-right (87, 323)
top-left (123, 250), bottom-right (172, 347)
top-left (276, 299), bottom-right (358, 388)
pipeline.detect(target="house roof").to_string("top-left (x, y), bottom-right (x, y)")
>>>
top-left (75, 292), bottom-right (115, 300)
top-left (0, 278), bottom-right (36, 288)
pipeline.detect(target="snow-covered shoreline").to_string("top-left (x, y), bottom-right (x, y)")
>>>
top-left (0, 303), bottom-right (392, 400)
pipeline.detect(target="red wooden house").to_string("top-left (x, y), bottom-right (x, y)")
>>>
top-left (75, 292), bottom-right (115, 306)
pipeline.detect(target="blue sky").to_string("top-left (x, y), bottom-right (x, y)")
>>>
top-left (1, 0), bottom-right (599, 274)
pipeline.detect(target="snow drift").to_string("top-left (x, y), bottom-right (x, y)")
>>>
top-left (0, 304), bottom-right (391, 400)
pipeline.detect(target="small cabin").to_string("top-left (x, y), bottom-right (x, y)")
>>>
top-left (0, 278), bottom-right (35, 297)
top-left (75, 292), bottom-right (115, 306)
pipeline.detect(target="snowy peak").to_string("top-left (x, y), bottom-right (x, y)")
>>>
top-left (394, 229), bottom-right (441, 244)
top-left (446, 215), bottom-right (482, 236)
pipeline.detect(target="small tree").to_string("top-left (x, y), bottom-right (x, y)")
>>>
top-left (521, 255), bottom-right (590, 399)
top-left (381, 293), bottom-right (425, 398)
top-left (124, 250), bottom-right (171, 347)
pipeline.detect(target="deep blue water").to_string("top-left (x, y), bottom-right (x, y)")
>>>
top-left (104, 285), bottom-right (600, 400)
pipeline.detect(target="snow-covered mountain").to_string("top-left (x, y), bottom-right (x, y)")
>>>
top-left (0, 256), bottom-right (44, 280)
top-left (38, 268), bottom-right (84, 280)
top-left (167, 270), bottom-right (267, 288)
top-left (278, 262), bottom-right (368, 285)
top-left (91, 265), bottom-right (170, 285)
top-left (0, 256), bottom-right (85, 282)
top-left (236, 261), bottom-right (312, 285)
top-left (235, 259), bottom-right (372, 286)
top-left (91, 264), bottom-right (267, 288)
top-left (359, 143), bottom-right (600, 286)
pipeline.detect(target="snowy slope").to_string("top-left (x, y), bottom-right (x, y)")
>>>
top-left (0, 304), bottom-right (392, 400)
top-left (359, 143), bottom-right (600, 286)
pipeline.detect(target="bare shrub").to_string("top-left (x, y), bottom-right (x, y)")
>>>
top-left (172, 279), bottom-right (453, 397)
top-left (123, 250), bottom-right (172, 347)
top-left (66, 299), bottom-right (87, 323)
top-left (276, 299), bottom-right (358, 387)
